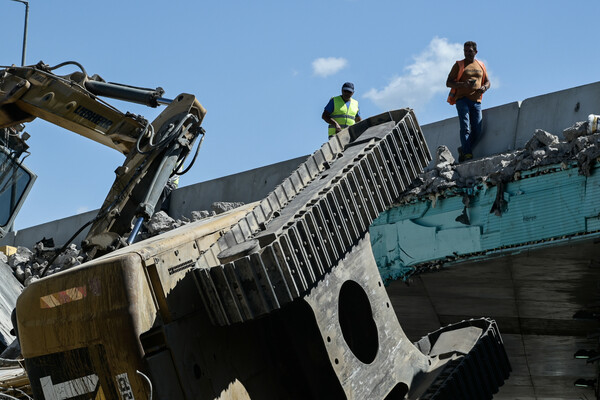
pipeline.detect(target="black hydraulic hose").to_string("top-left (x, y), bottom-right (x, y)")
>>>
top-left (0, 61), bottom-right (87, 75)
top-left (42, 115), bottom-right (199, 271)
top-left (41, 151), bottom-right (155, 275)
top-left (46, 60), bottom-right (87, 76)
top-left (135, 113), bottom-right (199, 155)
top-left (174, 127), bottom-right (205, 176)
top-left (40, 217), bottom-right (95, 277)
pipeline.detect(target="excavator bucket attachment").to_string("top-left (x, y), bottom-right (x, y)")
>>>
top-left (16, 109), bottom-right (510, 400)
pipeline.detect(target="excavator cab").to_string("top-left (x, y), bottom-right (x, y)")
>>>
top-left (0, 126), bottom-right (36, 238)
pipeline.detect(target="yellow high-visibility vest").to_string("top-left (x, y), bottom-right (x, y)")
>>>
top-left (329, 96), bottom-right (359, 137)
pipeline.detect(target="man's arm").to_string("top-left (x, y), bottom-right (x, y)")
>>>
top-left (477, 75), bottom-right (490, 94)
top-left (445, 62), bottom-right (469, 89)
top-left (322, 110), bottom-right (342, 133)
top-left (446, 79), bottom-right (471, 89)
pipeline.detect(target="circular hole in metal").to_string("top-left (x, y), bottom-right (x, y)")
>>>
top-left (338, 280), bottom-right (378, 364)
top-left (383, 382), bottom-right (409, 400)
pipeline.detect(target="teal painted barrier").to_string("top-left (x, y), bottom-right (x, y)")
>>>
top-left (370, 163), bottom-right (600, 282)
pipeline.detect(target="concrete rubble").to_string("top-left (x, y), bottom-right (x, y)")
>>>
top-left (399, 119), bottom-right (600, 207)
top-left (211, 201), bottom-right (245, 214)
top-left (3, 201), bottom-right (244, 288)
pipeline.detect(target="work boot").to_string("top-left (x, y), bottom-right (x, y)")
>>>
top-left (464, 153), bottom-right (473, 161)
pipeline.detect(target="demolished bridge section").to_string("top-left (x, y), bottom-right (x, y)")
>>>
top-left (371, 121), bottom-right (600, 282)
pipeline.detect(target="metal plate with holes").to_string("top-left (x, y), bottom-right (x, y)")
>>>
top-left (193, 109), bottom-right (431, 326)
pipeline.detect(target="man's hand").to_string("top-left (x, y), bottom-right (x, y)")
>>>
top-left (452, 81), bottom-right (471, 89)
top-left (335, 122), bottom-right (342, 133)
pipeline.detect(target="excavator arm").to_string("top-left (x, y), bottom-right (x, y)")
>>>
top-left (0, 61), bottom-right (206, 258)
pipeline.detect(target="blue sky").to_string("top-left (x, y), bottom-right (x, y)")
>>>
top-left (2, 0), bottom-right (600, 229)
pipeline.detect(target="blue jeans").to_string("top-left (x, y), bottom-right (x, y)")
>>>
top-left (456, 98), bottom-right (482, 155)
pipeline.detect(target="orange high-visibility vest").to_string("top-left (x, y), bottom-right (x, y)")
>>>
top-left (447, 59), bottom-right (487, 105)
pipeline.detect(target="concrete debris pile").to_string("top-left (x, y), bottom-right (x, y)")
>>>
top-left (4, 202), bottom-right (244, 287)
top-left (3, 241), bottom-right (84, 288)
top-left (399, 120), bottom-right (600, 205)
top-left (143, 211), bottom-right (189, 236)
top-left (211, 201), bottom-right (246, 214)
top-left (141, 202), bottom-right (243, 237)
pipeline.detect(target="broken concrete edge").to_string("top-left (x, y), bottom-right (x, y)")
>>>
top-left (383, 214), bottom-right (600, 289)
top-left (374, 120), bottom-right (600, 284)
top-left (394, 123), bottom-right (600, 208)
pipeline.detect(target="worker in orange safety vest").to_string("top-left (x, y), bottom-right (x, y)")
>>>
top-left (446, 41), bottom-right (490, 162)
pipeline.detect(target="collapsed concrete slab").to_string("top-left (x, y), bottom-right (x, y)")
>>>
top-left (371, 119), bottom-right (600, 282)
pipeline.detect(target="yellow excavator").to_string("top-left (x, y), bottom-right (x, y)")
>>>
top-left (0, 61), bottom-right (206, 258)
top-left (0, 62), bottom-right (510, 399)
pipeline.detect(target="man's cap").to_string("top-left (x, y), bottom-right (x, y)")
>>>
top-left (342, 82), bottom-right (355, 93)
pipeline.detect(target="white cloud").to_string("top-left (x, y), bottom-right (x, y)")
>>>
top-left (312, 57), bottom-right (348, 77)
top-left (364, 37), bottom-right (463, 111)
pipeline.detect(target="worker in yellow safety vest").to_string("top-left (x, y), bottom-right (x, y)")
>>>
top-left (322, 82), bottom-right (362, 137)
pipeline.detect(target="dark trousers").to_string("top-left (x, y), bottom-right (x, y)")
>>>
top-left (456, 97), bottom-right (482, 155)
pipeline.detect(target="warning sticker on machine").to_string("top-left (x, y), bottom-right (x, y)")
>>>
top-left (40, 286), bottom-right (87, 309)
top-left (40, 373), bottom-right (101, 399)
top-left (25, 345), bottom-right (119, 400)
top-left (167, 259), bottom-right (195, 275)
top-left (116, 373), bottom-right (134, 400)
